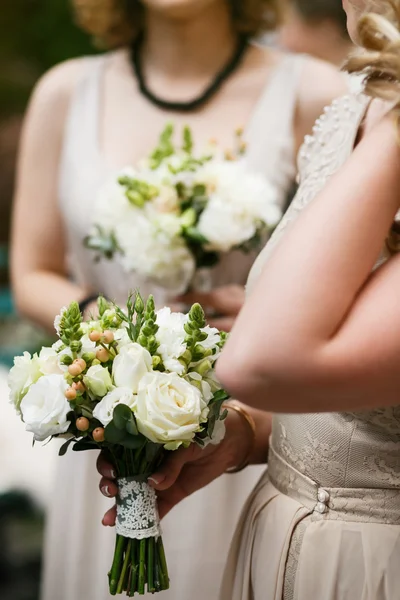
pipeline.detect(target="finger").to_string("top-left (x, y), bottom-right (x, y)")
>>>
top-left (102, 505), bottom-right (117, 527)
top-left (99, 477), bottom-right (118, 498)
top-left (97, 453), bottom-right (117, 479)
top-left (207, 317), bottom-right (235, 331)
top-left (148, 445), bottom-right (199, 491)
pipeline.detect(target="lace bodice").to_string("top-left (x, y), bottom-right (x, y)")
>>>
top-left (247, 93), bottom-right (400, 490)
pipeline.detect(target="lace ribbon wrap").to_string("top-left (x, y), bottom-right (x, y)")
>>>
top-left (116, 477), bottom-right (161, 540)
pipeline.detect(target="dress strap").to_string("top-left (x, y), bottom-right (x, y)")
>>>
top-left (60, 54), bottom-right (107, 169)
top-left (245, 54), bottom-right (307, 210)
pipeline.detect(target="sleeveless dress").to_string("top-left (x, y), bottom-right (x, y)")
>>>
top-left (41, 52), bottom-right (306, 600)
top-left (221, 93), bottom-right (400, 600)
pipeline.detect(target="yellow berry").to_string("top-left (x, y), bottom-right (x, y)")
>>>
top-left (93, 427), bottom-right (105, 443)
top-left (76, 417), bottom-right (90, 432)
top-left (96, 347), bottom-right (110, 363)
top-left (103, 330), bottom-right (114, 344)
top-left (65, 387), bottom-right (77, 401)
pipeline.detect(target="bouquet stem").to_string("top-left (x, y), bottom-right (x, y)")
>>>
top-left (109, 535), bottom-right (169, 596)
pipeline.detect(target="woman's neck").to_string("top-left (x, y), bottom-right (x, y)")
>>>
top-left (143, 1), bottom-right (238, 80)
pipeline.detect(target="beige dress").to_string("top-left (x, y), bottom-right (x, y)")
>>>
top-left (41, 52), bottom-right (306, 600)
top-left (221, 92), bottom-right (400, 600)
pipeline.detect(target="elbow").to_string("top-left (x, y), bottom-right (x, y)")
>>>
top-left (216, 343), bottom-right (273, 402)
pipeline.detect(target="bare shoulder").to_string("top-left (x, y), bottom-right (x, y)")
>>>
top-left (25, 56), bottom-right (100, 133)
top-left (297, 57), bottom-right (348, 117)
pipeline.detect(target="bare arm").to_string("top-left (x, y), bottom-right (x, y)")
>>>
top-left (217, 113), bottom-right (400, 412)
top-left (11, 60), bottom-right (93, 332)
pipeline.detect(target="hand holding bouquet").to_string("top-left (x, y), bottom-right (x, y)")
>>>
top-left (85, 125), bottom-right (281, 293)
top-left (9, 293), bottom-right (229, 596)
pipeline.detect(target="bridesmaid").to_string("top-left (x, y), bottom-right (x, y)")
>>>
top-left (11, 0), bottom-right (345, 598)
top-left (101, 0), bottom-right (400, 598)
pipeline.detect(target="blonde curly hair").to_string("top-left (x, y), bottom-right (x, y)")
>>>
top-left (72, 0), bottom-right (285, 49)
top-left (346, 1), bottom-right (400, 109)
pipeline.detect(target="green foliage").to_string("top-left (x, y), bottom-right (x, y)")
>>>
top-left (1, 0), bottom-right (96, 116)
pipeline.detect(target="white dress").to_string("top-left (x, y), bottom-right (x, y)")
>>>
top-left (41, 52), bottom-right (305, 600)
top-left (221, 92), bottom-right (400, 600)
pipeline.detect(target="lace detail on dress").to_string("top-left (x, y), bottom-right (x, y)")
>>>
top-left (116, 477), bottom-right (161, 539)
top-left (283, 517), bottom-right (310, 600)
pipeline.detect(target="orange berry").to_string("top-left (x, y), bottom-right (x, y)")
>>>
top-left (89, 330), bottom-right (102, 342)
top-left (103, 330), bottom-right (114, 344)
top-left (65, 387), bottom-right (77, 401)
top-left (93, 427), bottom-right (105, 443)
top-left (72, 381), bottom-right (85, 393)
top-left (96, 347), bottom-right (110, 363)
top-left (76, 358), bottom-right (87, 371)
top-left (76, 417), bottom-right (90, 432)
top-left (68, 361), bottom-right (83, 377)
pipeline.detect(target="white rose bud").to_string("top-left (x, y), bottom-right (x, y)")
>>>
top-left (135, 372), bottom-right (207, 450)
top-left (83, 364), bottom-right (113, 397)
top-left (93, 387), bottom-right (136, 427)
top-left (20, 374), bottom-right (71, 441)
top-left (112, 343), bottom-right (152, 393)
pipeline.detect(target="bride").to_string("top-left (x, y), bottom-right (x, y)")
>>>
top-left (11, 0), bottom-right (345, 598)
top-left (99, 0), bottom-right (400, 598)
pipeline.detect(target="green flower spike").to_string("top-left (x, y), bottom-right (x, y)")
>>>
top-left (59, 302), bottom-right (83, 348)
top-left (138, 296), bottom-right (160, 356)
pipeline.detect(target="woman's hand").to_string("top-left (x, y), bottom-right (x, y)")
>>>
top-left (97, 409), bottom-right (249, 523)
top-left (175, 284), bottom-right (245, 331)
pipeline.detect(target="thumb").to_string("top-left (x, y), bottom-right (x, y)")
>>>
top-left (148, 445), bottom-right (198, 491)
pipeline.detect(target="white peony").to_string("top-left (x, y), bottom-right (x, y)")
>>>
top-left (115, 211), bottom-right (195, 294)
top-left (112, 343), bottom-right (153, 393)
top-left (8, 352), bottom-right (42, 413)
top-left (20, 374), bottom-right (71, 442)
top-left (155, 308), bottom-right (188, 375)
top-left (196, 161), bottom-right (281, 252)
top-left (83, 364), bottom-right (113, 398)
top-left (135, 372), bottom-right (207, 450)
top-left (93, 387), bottom-right (136, 427)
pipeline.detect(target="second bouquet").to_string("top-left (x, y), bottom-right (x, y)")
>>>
top-left (84, 124), bottom-right (282, 294)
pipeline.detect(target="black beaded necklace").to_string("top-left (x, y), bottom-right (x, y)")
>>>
top-left (130, 33), bottom-right (249, 112)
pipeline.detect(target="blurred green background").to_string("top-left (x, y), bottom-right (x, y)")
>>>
top-left (0, 3), bottom-right (94, 599)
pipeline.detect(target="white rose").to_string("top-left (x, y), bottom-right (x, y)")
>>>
top-left (114, 327), bottom-right (132, 349)
top-left (93, 387), bottom-right (136, 427)
top-left (135, 372), bottom-right (207, 450)
top-left (197, 197), bottom-right (257, 252)
top-left (112, 343), bottom-right (152, 393)
top-left (38, 347), bottom-right (64, 376)
top-left (83, 364), bottom-right (113, 397)
top-left (8, 352), bottom-right (42, 413)
top-left (20, 374), bottom-right (71, 442)
top-left (155, 308), bottom-right (188, 375)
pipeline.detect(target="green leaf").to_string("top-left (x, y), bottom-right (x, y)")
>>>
top-left (104, 421), bottom-right (126, 444)
top-left (113, 403), bottom-right (134, 430)
top-left (120, 435), bottom-right (145, 450)
top-left (146, 442), bottom-right (162, 463)
top-left (58, 437), bottom-right (75, 456)
top-left (182, 126), bottom-right (193, 154)
top-left (126, 417), bottom-right (138, 436)
top-left (72, 439), bottom-right (99, 452)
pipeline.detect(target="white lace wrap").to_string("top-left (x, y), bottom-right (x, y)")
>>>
top-left (116, 477), bottom-right (161, 540)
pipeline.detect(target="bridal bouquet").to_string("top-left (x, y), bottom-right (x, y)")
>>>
top-left (8, 294), bottom-right (229, 596)
top-left (85, 124), bottom-right (281, 293)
